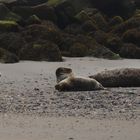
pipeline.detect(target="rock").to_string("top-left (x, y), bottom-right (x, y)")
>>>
top-left (64, 23), bottom-right (84, 35)
top-left (75, 8), bottom-right (98, 23)
top-left (106, 36), bottom-right (123, 53)
top-left (80, 20), bottom-right (98, 33)
top-left (92, 30), bottom-right (108, 45)
top-left (91, 12), bottom-right (109, 31)
top-left (122, 28), bottom-right (140, 46)
top-left (32, 3), bottom-right (57, 22)
top-left (119, 43), bottom-right (140, 59)
top-left (0, 20), bottom-right (19, 32)
top-left (20, 42), bottom-right (62, 61)
top-left (0, 48), bottom-right (19, 63)
top-left (0, 32), bottom-right (26, 55)
top-left (0, 3), bottom-right (21, 22)
top-left (109, 16), bottom-right (124, 27)
top-left (135, 0), bottom-right (140, 8)
top-left (89, 45), bottom-right (120, 60)
top-left (22, 21), bottom-right (62, 45)
top-left (26, 14), bottom-right (41, 25)
top-left (53, 0), bottom-right (77, 28)
top-left (76, 9), bottom-right (108, 31)
top-left (111, 16), bottom-right (140, 35)
top-left (60, 34), bottom-right (120, 59)
top-left (69, 43), bottom-right (88, 57)
top-left (90, 0), bottom-right (136, 17)
top-left (13, 3), bottom-right (57, 22)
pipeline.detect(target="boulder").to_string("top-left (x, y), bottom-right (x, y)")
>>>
top-left (90, 0), bottom-right (136, 17)
top-left (106, 36), bottom-right (123, 53)
top-left (91, 12), bottom-right (109, 31)
top-left (0, 32), bottom-right (26, 55)
top-left (0, 20), bottom-right (19, 32)
top-left (122, 28), bottom-right (140, 46)
top-left (109, 16), bottom-right (124, 27)
top-left (13, 3), bottom-right (57, 22)
top-left (69, 43), bottom-right (88, 57)
top-left (0, 3), bottom-right (21, 22)
top-left (20, 42), bottom-right (62, 61)
top-left (89, 45), bottom-right (120, 60)
top-left (75, 9), bottom-right (108, 31)
top-left (119, 43), bottom-right (140, 59)
top-left (22, 21), bottom-right (62, 45)
top-left (111, 16), bottom-right (140, 35)
top-left (26, 14), bottom-right (41, 25)
top-left (53, 0), bottom-right (76, 28)
top-left (92, 30), bottom-right (108, 45)
top-left (60, 34), bottom-right (120, 59)
top-left (0, 48), bottom-right (19, 63)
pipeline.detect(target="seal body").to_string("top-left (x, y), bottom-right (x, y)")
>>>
top-left (89, 68), bottom-right (140, 87)
top-left (55, 67), bottom-right (104, 91)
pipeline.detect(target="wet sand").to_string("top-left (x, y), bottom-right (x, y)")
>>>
top-left (0, 57), bottom-right (140, 140)
top-left (0, 115), bottom-right (140, 140)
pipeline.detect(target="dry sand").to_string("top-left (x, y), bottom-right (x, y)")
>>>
top-left (0, 57), bottom-right (140, 140)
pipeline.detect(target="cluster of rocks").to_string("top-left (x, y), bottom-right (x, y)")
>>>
top-left (0, 0), bottom-right (140, 63)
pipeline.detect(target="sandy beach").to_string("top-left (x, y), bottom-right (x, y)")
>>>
top-left (0, 57), bottom-right (140, 140)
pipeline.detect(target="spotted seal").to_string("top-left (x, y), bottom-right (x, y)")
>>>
top-left (55, 67), bottom-right (104, 91)
top-left (89, 68), bottom-right (140, 87)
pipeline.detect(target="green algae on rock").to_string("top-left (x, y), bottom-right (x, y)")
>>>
top-left (0, 20), bottom-right (19, 31)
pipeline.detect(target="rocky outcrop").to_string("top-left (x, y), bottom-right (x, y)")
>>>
top-left (0, 0), bottom-right (139, 63)
top-left (0, 48), bottom-right (19, 63)
top-left (20, 42), bottom-right (62, 61)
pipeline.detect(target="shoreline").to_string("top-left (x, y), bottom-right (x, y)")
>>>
top-left (0, 114), bottom-right (140, 140)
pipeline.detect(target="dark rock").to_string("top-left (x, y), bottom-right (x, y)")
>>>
top-left (90, 0), bottom-right (136, 17)
top-left (75, 8), bottom-right (99, 23)
top-left (111, 16), bottom-right (140, 35)
top-left (0, 32), bottom-right (26, 55)
top-left (135, 0), bottom-right (140, 8)
top-left (92, 30), bottom-right (108, 45)
top-left (20, 42), bottom-right (62, 61)
top-left (122, 28), bottom-right (140, 46)
top-left (80, 20), bottom-right (98, 33)
top-left (89, 45), bottom-right (120, 60)
top-left (60, 34), bottom-right (120, 59)
top-left (64, 23), bottom-right (83, 35)
top-left (26, 14), bottom-right (41, 25)
top-left (109, 16), bottom-right (124, 27)
top-left (119, 43), bottom-right (140, 59)
top-left (22, 21), bottom-right (62, 45)
top-left (69, 43), bottom-right (88, 57)
top-left (54, 0), bottom-right (77, 28)
top-left (91, 12), bottom-right (109, 31)
top-left (106, 36), bottom-right (123, 53)
top-left (13, 3), bottom-right (57, 22)
top-left (0, 3), bottom-right (21, 22)
top-left (0, 20), bottom-right (19, 32)
top-left (0, 47), bottom-right (19, 63)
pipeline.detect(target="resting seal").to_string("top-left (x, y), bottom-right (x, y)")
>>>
top-left (89, 68), bottom-right (140, 87)
top-left (55, 67), bottom-right (104, 91)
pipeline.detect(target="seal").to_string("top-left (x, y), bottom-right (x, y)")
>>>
top-left (56, 67), bottom-right (74, 83)
top-left (89, 68), bottom-right (140, 87)
top-left (55, 67), bottom-right (104, 91)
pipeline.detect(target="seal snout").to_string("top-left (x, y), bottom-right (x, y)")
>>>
top-left (55, 84), bottom-right (62, 91)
